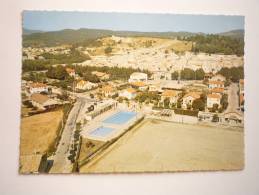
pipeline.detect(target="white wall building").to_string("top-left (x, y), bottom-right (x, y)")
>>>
top-left (207, 93), bottom-right (221, 108)
top-left (128, 72), bottom-right (148, 83)
top-left (182, 92), bottom-right (200, 109)
top-left (119, 88), bottom-right (137, 100)
top-left (208, 81), bottom-right (224, 89)
top-left (76, 80), bottom-right (97, 91)
top-left (29, 82), bottom-right (48, 94)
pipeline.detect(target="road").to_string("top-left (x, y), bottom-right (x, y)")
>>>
top-left (49, 97), bottom-right (86, 173)
top-left (225, 83), bottom-right (241, 114)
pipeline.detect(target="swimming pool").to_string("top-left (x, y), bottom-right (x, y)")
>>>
top-left (90, 126), bottom-right (115, 137)
top-left (103, 111), bottom-right (137, 125)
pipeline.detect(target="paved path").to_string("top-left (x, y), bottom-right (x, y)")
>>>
top-left (49, 97), bottom-right (86, 173)
top-left (225, 83), bottom-right (242, 114)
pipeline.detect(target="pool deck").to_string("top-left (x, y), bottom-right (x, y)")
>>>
top-left (81, 107), bottom-right (143, 142)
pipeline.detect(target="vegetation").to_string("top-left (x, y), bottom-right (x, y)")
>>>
top-left (184, 34), bottom-right (244, 56)
top-left (171, 68), bottom-right (205, 80)
top-left (46, 65), bottom-right (69, 80)
top-left (174, 109), bottom-right (199, 117)
top-left (135, 91), bottom-right (160, 104)
top-left (22, 49), bottom-right (90, 72)
top-left (74, 65), bottom-right (151, 81)
top-left (192, 98), bottom-right (205, 111)
top-left (217, 66), bottom-right (244, 83)
top-left (104, 46), bottom-right (112, 54)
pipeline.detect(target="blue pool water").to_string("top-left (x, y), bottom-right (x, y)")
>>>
top-left (90, 126), bottom-right (115, 137)
top-left (103, 111), bottom-right (137, 125)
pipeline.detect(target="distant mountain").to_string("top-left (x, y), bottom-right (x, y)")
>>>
top-left (22, 28), bottom-right (244, 47)
top-left (23, 28), bottom-right (44, 35)
top-left (217, 29), bottom-right (244, 39)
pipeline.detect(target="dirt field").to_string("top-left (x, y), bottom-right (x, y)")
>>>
top-left (20, 109), bottom-right (63, 155)
top-left (80, 119), bottom-right (244, 173)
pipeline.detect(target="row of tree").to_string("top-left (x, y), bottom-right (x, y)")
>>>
top-left (217, 67), bottom-right (244, 83)
top-left (171, 68), bottom-right (205, 80)
top-left (22, 49), bottom-right (90, 72)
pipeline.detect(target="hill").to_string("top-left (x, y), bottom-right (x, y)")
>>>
top-left (23, 28), bottom-right (44, 35)
top-left (217, 29), bottom-right (244, 39)
top-left (22, 28), bottom-right (197, 47)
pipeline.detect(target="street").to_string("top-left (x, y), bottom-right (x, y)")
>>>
top-left (225, 83), bottom-right (242, 114)
top-left (49, 97), bottom-right (86, 173)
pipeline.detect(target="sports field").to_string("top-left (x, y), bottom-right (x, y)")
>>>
top-left (80, 119), bottom-right (244, 173)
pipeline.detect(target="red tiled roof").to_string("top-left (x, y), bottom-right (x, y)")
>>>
top-left (162, 90), bottom-right (178, 97)
top-left (207, 93), bottom-right (221, 99)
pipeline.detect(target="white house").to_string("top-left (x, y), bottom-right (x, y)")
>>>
top-left (92, 71), bottom-right (110, 81)
top-left (210, 74), bottom-right (226, 82)
top-left (182, 92), bottom-right (200, 109)
top-left (128, 72), bottom-right (148, 83)
top-left (30, 93), bottom-right (57, 110)
top-left (130, 81), bottom-right (148, 91)
top-left (161, 90), bottom-right (179, 105)
top-left (100, 85), bottom-right (117, 97)
top-left (119, 88), bottom-right (137, 100)
top-left (207, 93), bottom-right (221, 108)
top-left (76, 80), bottom-right (97, 91)
top-left (208, 81), bottom-right (224, 89)
top-left (29, 82), bottom-right (48, 94)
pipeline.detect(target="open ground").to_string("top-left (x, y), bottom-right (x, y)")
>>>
top-left (80, 119), bottom-right (244, 173)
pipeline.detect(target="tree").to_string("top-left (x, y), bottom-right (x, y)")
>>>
top-left (212, 114), bottom-right (219, 122)
top-left (46, 65), bottom-right (68, 80)
top-left (220, 94), bottom-right (228, 110)
top-left (171, 71), bottom-right (179, 80)
top-left (104, 46), bottom-right (112, 54)
top-left (163, 98), bottom-right (170, 108)
top-left (195, 68), bottom-right (205, 80)
top-left (192, 99), bottom-right (205, 111)
top-left (181, 68), bottom-right (195, 80)
top-left (211, 103), bottom-right (219, 112)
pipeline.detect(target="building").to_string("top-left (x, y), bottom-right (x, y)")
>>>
top-left (76, 80), bottom-right (97, 91)
top-left (128, 72), bottom-right (148, 83)
top-left (66, 68), bottom-right (76, 77)
top-left (182, 92), bottom-right (200, 109)
top-left (92, 71), bottom-right (110, 81)
top-left (208, 80), bottom-right (224, 89)
top-left (211, 87), bottom-right (225, 95)
top-left (207, 93), bottom-right (221, 108)
top-left (30, 93), bottom-right (58, 110)
top-left (210, 74), bottom-right (226, 82)
top-left (119, 88), bottom-right (137, 100)
top-left (130, 81), bottom-right (148, 91)
top-left (148, 84), bottom-right (160, 92)
top-left (161, 90), bottom-right (179, 105)
top-left (100, 85), bottom-right (117, 97)
top-left (152, 71), bottom-right (171, 80)
top-left (29, 82), bottom-right (48, 94)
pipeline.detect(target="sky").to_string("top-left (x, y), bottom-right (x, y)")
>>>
top-left (23, 11), bottom-right (244, 34)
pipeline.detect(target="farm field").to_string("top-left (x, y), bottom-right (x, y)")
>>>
top-left (20, 109), bottom-right (63, 155)
top-left (80, 119), bottom-right (244, 173)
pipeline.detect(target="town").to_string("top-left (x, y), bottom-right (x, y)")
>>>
top-left (20, 31), bottom-right (244, 173)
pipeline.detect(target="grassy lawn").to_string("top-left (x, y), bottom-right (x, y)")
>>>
top-left (80, 119), bottom-right (244, 173)
top-left (20, 109), bottom-right (64, 156)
